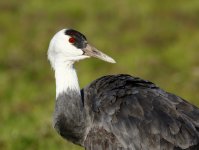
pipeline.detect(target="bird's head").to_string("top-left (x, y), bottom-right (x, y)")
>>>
top-left (48, 29), bottom-right (116, 69)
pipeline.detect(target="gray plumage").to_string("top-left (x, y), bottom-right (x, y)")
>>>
top-left (48, 28), bottom-right (199, 150)
top-left (54, 74), bottom-right (199, 150)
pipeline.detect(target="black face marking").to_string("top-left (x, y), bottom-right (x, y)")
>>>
top-left (65, 29), bottom-right (87, 49)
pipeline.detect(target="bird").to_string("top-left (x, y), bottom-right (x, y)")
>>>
top-left (47, 28), bottom-right (199, 150)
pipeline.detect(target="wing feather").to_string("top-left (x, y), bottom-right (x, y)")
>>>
top-left (83, 74), bottom-right (199, 150)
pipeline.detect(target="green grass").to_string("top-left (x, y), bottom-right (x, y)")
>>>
top-left (0, 0), bottom-right (199, 149)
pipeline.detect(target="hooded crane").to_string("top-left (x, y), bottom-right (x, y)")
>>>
top-left (48, 29), bottom-right (199, 150)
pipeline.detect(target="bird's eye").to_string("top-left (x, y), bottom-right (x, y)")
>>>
top-left (69, 37), bottom-right (75, 43)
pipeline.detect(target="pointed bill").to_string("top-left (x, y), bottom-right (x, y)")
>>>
top-left (82, 44), bottom-right (116, 63)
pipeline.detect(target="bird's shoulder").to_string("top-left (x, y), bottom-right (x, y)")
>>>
top-left (83, 74), bottom-right (161, 113)
top-left (82, 74), bottom-right (199, 150)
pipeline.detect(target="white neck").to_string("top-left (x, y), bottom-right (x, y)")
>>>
top-left (54, 61), bottom-right (80, 98)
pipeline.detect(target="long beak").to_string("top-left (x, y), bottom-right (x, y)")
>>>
top-left (82, 44), bottom-right (116, 63)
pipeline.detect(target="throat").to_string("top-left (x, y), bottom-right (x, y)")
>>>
top-left (55, 62), bottom-right (80, 98)
top-left (53, 62), bottom-right (87, 145)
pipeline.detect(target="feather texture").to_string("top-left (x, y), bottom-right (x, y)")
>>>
top-left (82, 74), bottom-right (199, 150)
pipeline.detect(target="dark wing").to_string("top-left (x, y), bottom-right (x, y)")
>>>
top-left (82, 74), bottom-right (199, 150)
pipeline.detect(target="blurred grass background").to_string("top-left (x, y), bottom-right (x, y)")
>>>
top-left (0, 0), bottom-right (199, 149)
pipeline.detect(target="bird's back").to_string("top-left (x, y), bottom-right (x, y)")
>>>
top-left (82, 74), bottom-right (199, 150)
